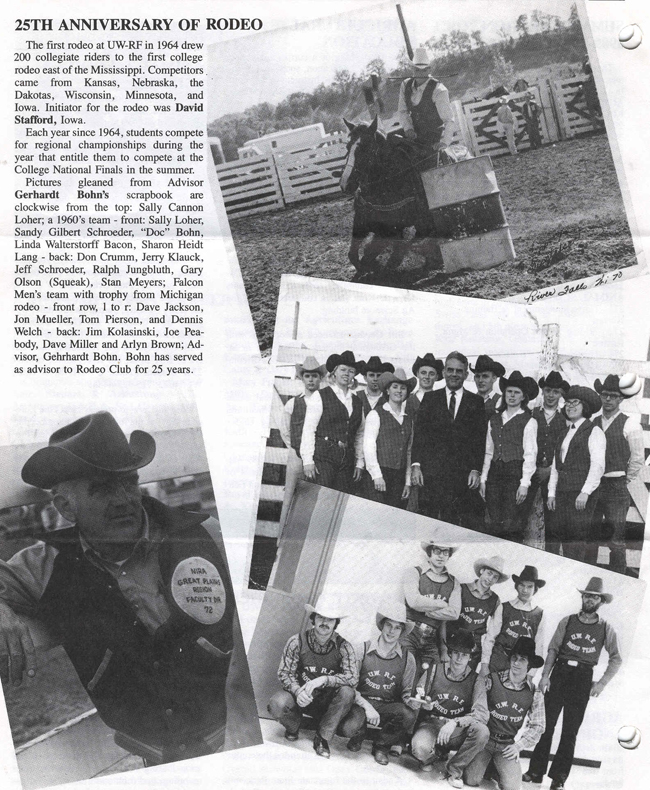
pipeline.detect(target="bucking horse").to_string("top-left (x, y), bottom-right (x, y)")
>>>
top-left (339, 117), bottom-right (445, 282)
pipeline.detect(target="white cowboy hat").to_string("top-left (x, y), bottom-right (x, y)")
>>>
top-left (473, 555), bottom-right (509, 584)
top-left (411, 47), bottom-right (430, 70)
top-left (420, 534), bottom-right (459, 555)
top-left (304, 593), bottom-right (349, 620)
top-left (375, 601), bottom-right (414, 636)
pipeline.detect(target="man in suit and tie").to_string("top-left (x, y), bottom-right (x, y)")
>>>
top-left (411, 352), bottom-right (487, 526)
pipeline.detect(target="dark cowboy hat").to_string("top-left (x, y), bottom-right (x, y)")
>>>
top-left (326, 350), bottom-right (359, 373)
top-left (470, 355), bottom-right (506, 377)
top-left (565, 385), bottom-right (601, 415)
top-left (295, 355), bottom-right (327, 379)
top-left (509, 636), bottom-right (544, 669)
top-left (577, 576), bottom-right (613, 604)
top-left (594, 373), bottom-right (642, 399)
top-left (358, 356), bottom-right (395, 376)
top-left (538, 371), bottom-right (570, 394)
top-left (499, 371), bottom-right (539, 402)
top-left (412, 353), bottom-right (444, 376)
top-left (21, 411), bottom-right (156, 490)
top-left (512, 565), bottom-right (546, 589)
top-left (445, 630), bottom-right (475, 655)
top-left (379, 368), bottom-right (417, 395)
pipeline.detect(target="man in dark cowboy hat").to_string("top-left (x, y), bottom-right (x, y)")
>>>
top-left (547, 386), bottom-right (606, 563)
top-left (301, 350), bottom-right (365, 494)
top-left (408, 353), bottom-right (444, 417)
top-left (520, 372), bottom-right (570, 542)
top-left (397, 47), bottom-right (457, 154)
top-left (471, 355), bottom-right (506, 419)
top-left (411, 351), bottom-right (487, 526)
top-left (0, 411), bottom-right (259, 764)
top-left (590, 373), bottom-right (644, 574)
top-left (524, 577), bottom-right (622, 790)
top-left (465, 637), bottom-right (545, 790)
top-left (356, 356), bottom-right (395, 416)
top-left (483, 566), bottom-right (545, 677)
top-left (268, 592), bottom-right (358, 759)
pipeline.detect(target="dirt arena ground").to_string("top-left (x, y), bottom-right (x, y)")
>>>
top-left (229, 133), bottom-right (636, 351)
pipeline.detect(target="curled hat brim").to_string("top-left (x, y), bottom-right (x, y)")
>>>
top-left (295, 363), bottom-right (327, 379)
top-left (512, 573), bottom-right (545, 589)
top-left (421, 540), bottom-right (458, 555)
top-left (21, 430), bottom-right (156, 490)
top-left (577, 588), bottom-right (613, 604)
top-left (375, 611), bottom-right (414, 636)
top-left (304, 603), bottom-right (349, 620)
top-left (473, 558), bottom-right (509, 584)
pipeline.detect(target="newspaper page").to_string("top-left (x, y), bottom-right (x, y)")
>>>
top-left (1, 2), bottom-right (650, 790)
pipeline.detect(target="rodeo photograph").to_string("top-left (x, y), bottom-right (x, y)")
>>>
top-left (206, 0), bottom-right (643, 351)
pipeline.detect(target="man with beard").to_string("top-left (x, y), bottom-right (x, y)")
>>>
top-left (301, 350), bottom-right (365, 494)
top-left (465, 637), bottom-right (545, 790)
top-left (470, 356), bottom-right (506, 419)
top-left (268, 593), bottom-right (358, 759)
top-left (524, 578), bottom-right (622, 790)
top-left (402, 535), bottom-right (461, 671)
top-left (0, 411), bottom-right (257, 764)
top-left (356, 356), bottom-right (394, 416)
top-left (483, 566), bottom-right (545, 676)
top-left (339, 602), bottom-right (418, 766)
top-left (411, 630), bottom-right (490, 787)
top-left (411, 352), bottom-right (487, 525)
top-left (444, 555), bottom-right (509, 671)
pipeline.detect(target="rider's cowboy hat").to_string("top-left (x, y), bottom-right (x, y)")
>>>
top-left (295, 355), bottom-right (327, 379)
top-left (379, 368), bottom-right (417, 395)
top-left (375, 601), bottom-right (414, 636)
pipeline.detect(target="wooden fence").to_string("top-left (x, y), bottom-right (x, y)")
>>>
top-left (216, 75), bottom-right (602, 220)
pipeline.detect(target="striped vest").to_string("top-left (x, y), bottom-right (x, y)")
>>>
top-left (593, 413), bottom-right (630, 474)
top-left (554, 420), bottom-right (597, 492)
top-left (532, 406), bottom-right (566, 468)
top-left (489, 411), bottom-right (531, 463)
top-left (376, 406), bottom-right (413, 470)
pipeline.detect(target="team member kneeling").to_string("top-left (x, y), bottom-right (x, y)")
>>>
top-left (464, 637), bottom-right (545, 790)
top-left (339, 602), bottom-right (419, 765)
top-left (411, 630), bottom-right (490, 788)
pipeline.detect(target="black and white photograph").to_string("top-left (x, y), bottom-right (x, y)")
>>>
top-left (0, 393), bottom-right (262, 789)
top-left (206, 0), bottom-right (644, 350)
top-left (248, 482), bottom-right (646, 789)
top-left (249, 275), bottom-right (650, 591)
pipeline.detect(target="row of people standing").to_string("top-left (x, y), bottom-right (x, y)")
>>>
top-left (279, 350), bottom-right (644, 573)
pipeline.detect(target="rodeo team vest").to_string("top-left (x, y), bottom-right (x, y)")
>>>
top-left (532, 407), bottom-right (566, 469)
top-left (297, 630), bottom-right (345, 686)
top-left (314, 386), bottom-right (363, 463)
top-left (554, 420), bottom-right (597, 493)
top-left (405, 566), bottom-right (455, 629)
top-left (376, 406), bottom-right (413, 471)
top-left (593, 413), bottom-right (630, 474)
top-left (487, 671), bottom-right (534, 743)
top-left (358, 641), bottom-right (411, 703)
top-left (489, 412), bottom-right (531, 464)
top-left (424, 664), bottom-right (477, 720)
top-left (484, 393), bottom-right (500, 419)
top-left (448, 583), bottom-right (500, 654)
top-left (36, 497), bottom-right (235, 751)
top-left (289, 395), bottom-right (308, 453)
top-left (493, 602), bottom-right (543, 660)
top-left (556, 614), bottom-right (607, 667)
top-left (358, 390), bottom-right (385, 417)
top-left (404, 77), bottom-right (443, 145)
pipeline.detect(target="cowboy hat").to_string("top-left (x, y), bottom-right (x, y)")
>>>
top-left (499, 371), bottom-right (539, 402)
top-left (379, 368), bottom-right (417, 394)
top-left (473, 556), bottom-right (509, 584)
top-left (470, 355), bottom-right (506, 377)
top-left (326, 350), bottom-right (359, 373)
top-left (358, 356), bottom-right (395, 376)
top-left (577, 576), bottom-right (613, 604)
top-left (565, 385), bottom-right (601, 415)
top-left (538, 371), bottom-right (570, 393)
top-left (509, 636), bottom-right (544, 669)
top-left (594, 373), bottom-right (642, 399)
top-left (21, 411), bottom-right (156, 490)
top-left (512, 565), bottom-right (546, 589)
top-left (412, 353), bottom-right (444, 377)
top-left (445, 630), bottom-right (475, 655)
top-left (421, 534), bottom-right (459, 555)
top-left (295, 355), bottom-right (327, 379)
top-left (376, 601), bottom-right (414, 636)
top-left (304, 593), bottom-right (349, 621)
top-left (411, 47), bottom-right (430, 70)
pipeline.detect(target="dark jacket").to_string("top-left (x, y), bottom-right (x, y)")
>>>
top-left (411, 388), bottom-right (487, 483)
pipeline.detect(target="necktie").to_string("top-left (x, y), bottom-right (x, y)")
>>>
top-left (449, 391), bottom-right (456, 420)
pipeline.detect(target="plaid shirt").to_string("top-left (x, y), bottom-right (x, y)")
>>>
top-left (486, 670), bottom-right (545, 751)
top-left (278, 628), bottom-right (358, 696)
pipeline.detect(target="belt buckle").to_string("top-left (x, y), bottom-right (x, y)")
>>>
top-left (567, 660), bottom-right (579, 667)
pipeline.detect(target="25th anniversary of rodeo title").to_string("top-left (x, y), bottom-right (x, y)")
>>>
top-left (1, 2), bottom-right (650, 790)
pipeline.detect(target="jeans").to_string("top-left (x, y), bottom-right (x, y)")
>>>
top-left (268, 686), bottom-right (355, 741)
top-left (412, 717), bottom-right (490, 779)
top-left (588, 477), bottom-right (630, 574)
top-left (339, 700), bottom-right (417, 750)
top-left (465, 738), bottom-right (523, 790)
top-left (485, 460), bottom-right (525, 541)
top-left (547, 488), bottom-right (600, 564)
top-left (362, 466), bottom-right (408, 510)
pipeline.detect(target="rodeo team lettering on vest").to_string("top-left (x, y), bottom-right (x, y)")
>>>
top-left (297, 630), bottom-right (345, 686)
top-left (450, 583), bottom-right (500, 655)
top-left (358, 641), bottom-right (410, 703)
top-left (425, 664), bottom-right (478, 719)
top-left (491, 603), bottom-right (543, 671)
top-left (406, 568), bottom-right (456, 630)
top-left (488, 672), bottom-right (535, 743)
top-left (556, 614), bottom-right (606, 665)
